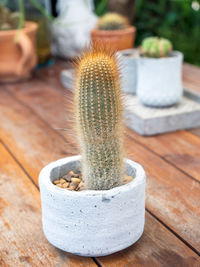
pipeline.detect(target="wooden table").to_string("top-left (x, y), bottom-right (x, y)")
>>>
top-left (0, 60), bottom-right (199, 267)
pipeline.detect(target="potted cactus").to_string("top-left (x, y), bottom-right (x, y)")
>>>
top-left (91, 12), bottom-right (136, 51)
top-left (137, 37), bottom-right (183, 107)
top-left (39, 48), bottom-right (146, 256)
top-left (0, 4), bottom-right (38, 82)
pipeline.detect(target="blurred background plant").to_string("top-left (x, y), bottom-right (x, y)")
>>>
top-left (94, 0), bottom-right (200, 66)
top-left (1, 0), bottom-right (53, 65)
top-left (1, 0), bottom-right (199, 66)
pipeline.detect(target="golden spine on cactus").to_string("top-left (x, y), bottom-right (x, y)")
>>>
top-left (75, 48), bottom-right (124, 190)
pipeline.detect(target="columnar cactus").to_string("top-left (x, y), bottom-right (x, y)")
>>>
top-left (75, 48), bottom-right (124, 190)
top-left (141, 37), bottom-right (173, 58)
top-left (97, 12), bottom-right (129, 31)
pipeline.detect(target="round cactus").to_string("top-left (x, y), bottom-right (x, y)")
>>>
top-left (97, 12), bottom-right (129, 31)
top-left (0, 4), bottom-right (20, 31)
top-left (141, 37), bottom-right (173, 58)
top-left (9, 12), bottom-right (20, 29)
top-left (75, 48), bottom-right (124, 190)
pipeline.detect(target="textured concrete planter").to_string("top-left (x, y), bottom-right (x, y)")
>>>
top-left (137, 51), bottom-right (183, 107)
top-left (39, 155), bottom-right (146, 257)
top-left (117, 49), bottom-right (139, 94)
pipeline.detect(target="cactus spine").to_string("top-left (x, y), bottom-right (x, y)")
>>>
top-left (141, 37), bottom-right (173, 58)
top-left (75, 49), bottom-right (124, 190)
top-left (97, 13), bottom-right (129, 31)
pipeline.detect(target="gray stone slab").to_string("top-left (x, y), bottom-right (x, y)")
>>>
top-left (124, 94), bottom-right (200, 136)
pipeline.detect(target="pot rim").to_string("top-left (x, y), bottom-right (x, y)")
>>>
top-left (139, 50), bottom-right (183, 61)
top-left (39, 155), bottom-right (146, 197)
top-left (91, 26), bottom-right (136, 36)
top-left (0, 21), bottom-right (38, 37)
top-left (117, 48), bottom-right (140, 58)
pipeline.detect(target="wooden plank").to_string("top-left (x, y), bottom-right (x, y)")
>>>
top-left (126, 128), bottom-right (200, 183)
top-left (183, 63), bottom-right (200, 94)
top-left (189, 128), bottom-right (200, 138)
top-left (3, 81), bottom-right (200, 252)
top-left (124, 133), bottom-right (200, 252)
top-left (34, 59), bottom-right (70, 90)
top-left (97, 213), bottom-right (199, 267)
top-left (0, 88), bottom-right (78, 182)
top-left (0, 142), bottom-right (95, 267)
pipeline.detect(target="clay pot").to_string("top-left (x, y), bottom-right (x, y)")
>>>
top-left (91, 26), bottom-right (136, 51)
top-left (0, 21), bottom-right (38, 83)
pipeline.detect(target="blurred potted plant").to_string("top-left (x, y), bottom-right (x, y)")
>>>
top-left (137, 37), bottom-right (183, 107)
top-left (0, 3), bottom-right (38, 82)
top-left (117, 48), bottom-right (139, 94)
top-left (91, 12), bottom-right (136, 51)
top-left (24, 0), bottom-right (53, 65)
top-left (39, 47), bottom-right (146, 256)
top-left (51, 0), bottom-right (97, 58)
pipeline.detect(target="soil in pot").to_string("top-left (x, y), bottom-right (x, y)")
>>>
top-left (53, 170), bottom-right (134, 191)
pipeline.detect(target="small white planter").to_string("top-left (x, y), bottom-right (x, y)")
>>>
top-left (39, 155), bottom-right (146, 257)
top-left (137, 51), bottom-right (183, 107)
top-left (117, 49), bottom-right (139, 94)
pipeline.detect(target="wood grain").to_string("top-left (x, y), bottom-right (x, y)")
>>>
top-left (125, 133), bottom-right (200, 252)
top-left (0, 88), bottom-right (77, 182)
top-left (3, 77), bottom-right (200, 252)
top-left (183, 63), bottom-right (200, 93)
top-left (126, 128), bottom-right (200, 183)
top-left (97, 213), bottom-right (199, 267)
top-left (0, 142), bottom-right (95, 267)
top-left (189, 128), bottom-right (200, 138)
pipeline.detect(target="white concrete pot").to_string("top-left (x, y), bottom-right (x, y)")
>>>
top-left (117, 49), bottom-right (139, 94)
top-left (39, 155), bottom-right (146, 257)
top-left (137, 51), bottom-right (183, 107)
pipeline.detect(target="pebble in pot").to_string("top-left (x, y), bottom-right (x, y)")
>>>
top-left (39, 47), bottom-right (146, 257)
top-left (117, 49), bottom-right (139, 94)
top-left (137, 37), bottom-right (183, 107)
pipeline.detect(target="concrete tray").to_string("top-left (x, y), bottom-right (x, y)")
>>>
top-left (124, 91), bottom-right (200, 135)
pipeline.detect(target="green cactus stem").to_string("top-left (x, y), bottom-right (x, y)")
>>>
top-left (75, 48), bottom-right (124, 190)
top-left (141, 37), bottom-right (173, 58)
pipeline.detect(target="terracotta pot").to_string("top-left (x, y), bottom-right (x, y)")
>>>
top-left (91, 26), bottom-right (136, 51)
top-left (0, 21), bottom-right (38, 83)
